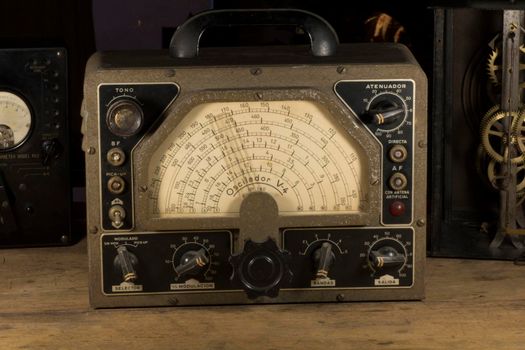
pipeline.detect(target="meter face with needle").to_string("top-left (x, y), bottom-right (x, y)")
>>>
top-left (0, 91), bottom-right (32, 151)
top-left (147, 100), bottom-right (369, 218)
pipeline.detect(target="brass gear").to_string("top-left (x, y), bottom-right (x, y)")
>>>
top-left (487, 49), bottom-right (500, 86)
top-left (486, 45), bottom-right (525, 87)
top-left (487, 159), bottom-right (525, 192)
top-left (477, 141), bottom-right (525, 194)
top-left (480, 105), bottom-right (525, 164)
top-left (519, 192), bottom-right (525, 206)
top-left (512, 110), bottom-right (525, 155)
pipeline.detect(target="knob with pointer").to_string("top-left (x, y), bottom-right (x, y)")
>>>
top-left (313, 242), bottom-right (336, 280)
top-left (362, 93), bottom-right (406, 130)
top-left (174, 248), bottom-right (210, 278)
top-left (369, 246), bottom-right (406, 271)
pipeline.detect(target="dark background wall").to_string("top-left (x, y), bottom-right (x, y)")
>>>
top-left (92, 0), bottom-right (213, 50)
top-left (90, 0), bottom-right (434, 72)
top-left (0, 0), bottom-right (96, 191)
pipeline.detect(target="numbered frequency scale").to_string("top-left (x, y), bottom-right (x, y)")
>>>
top-left (81, 9), bottom-right (427, 307)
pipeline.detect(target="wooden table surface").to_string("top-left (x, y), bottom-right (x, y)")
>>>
top-left (1, 239), bottom-right (524, 350)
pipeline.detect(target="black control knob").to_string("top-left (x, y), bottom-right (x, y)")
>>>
top-left (41, 139), bottom-right (63, 166)
top-left (113, 245), bottom-right (139, 283)
top-left (230, 238), bottom-right (293, 299)
top-left (106, 98), bottom-right (144, 137)
top-left (174, 248), bottom-right (209, 277)
top-left (313, 242), bottom-right (335, 279)
top-left (362, 94), bottom-right (405, 128)
top-left (369, 246), bottom-right (405, 270)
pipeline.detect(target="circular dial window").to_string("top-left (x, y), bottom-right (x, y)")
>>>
top-left (148, 100), bottom-right (368, 218)
top-left (0, 91), bottom-right (32, 150)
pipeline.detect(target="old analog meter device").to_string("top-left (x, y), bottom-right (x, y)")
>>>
top-left (82, 9), bottom-right (427, 308)
top-left (0, 48), bottom-right (71, 247)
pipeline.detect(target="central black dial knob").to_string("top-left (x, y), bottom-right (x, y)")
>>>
top-left (230, 238), bottom-right (292, 299)
top-left (247, 255), bottom-right (276, 281)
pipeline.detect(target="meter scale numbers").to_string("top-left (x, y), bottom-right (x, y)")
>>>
top-left (0, 91), bottom-right (32, 151)
top-left (148, 100), bottom-right (369, 218)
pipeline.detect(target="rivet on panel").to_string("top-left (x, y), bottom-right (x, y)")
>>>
top-left (250, 68), bottom-right (262, 76)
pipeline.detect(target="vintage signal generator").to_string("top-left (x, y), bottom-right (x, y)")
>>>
top-left (81, 9), bottom-right (427, 307)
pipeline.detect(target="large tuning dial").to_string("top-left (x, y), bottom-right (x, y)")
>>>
top-left (230, 238), bottom-right (293, 299)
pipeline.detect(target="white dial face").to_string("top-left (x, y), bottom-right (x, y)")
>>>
top-left (0, 91), bottom-right (32, 150)
top-left (148, 100), bottom-right (368, 218)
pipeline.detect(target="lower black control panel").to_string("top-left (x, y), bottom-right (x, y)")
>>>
top-left (101, 228), bottom-right (414, 295)
top-left (284, 227), bottom-right (413, 288)
top-left (102, 231), bottom-right (233, 294)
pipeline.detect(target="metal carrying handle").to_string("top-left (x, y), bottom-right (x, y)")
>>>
top-left (169, 8), bottom-right (340, 58)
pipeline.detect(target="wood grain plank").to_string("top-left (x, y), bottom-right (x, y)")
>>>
top-left (1, 240), bottom-right (524, 349)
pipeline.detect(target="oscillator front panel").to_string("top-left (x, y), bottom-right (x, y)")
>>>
top-left (95, 79), bottom-right (420, 301)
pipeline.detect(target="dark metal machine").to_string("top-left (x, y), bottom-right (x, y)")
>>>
top-left (430, 1), bottom-right (525, 260)
top-left (0, 48), bottom-right (72, 246)
top-left (82, 9), bottom-right (427, 308)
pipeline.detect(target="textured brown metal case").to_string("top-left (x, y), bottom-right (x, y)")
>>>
top-left (82, 43), bottom-right (427, 308)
